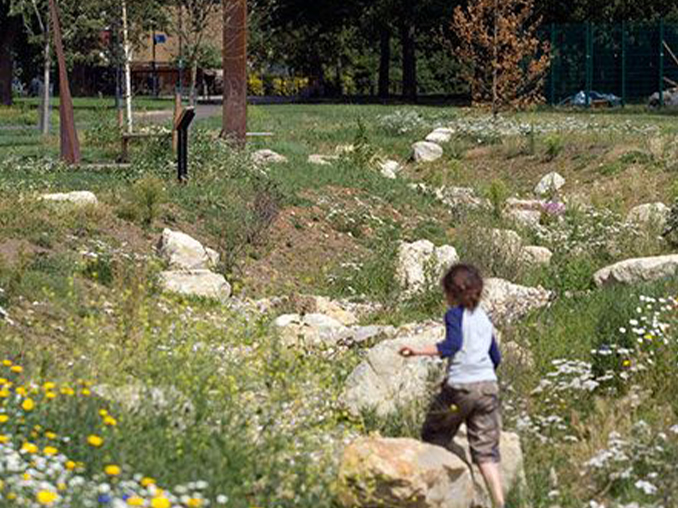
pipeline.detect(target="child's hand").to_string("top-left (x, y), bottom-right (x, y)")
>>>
top-left (399, 346), bottom-right (416, 357)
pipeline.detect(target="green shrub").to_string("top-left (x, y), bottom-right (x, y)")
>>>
top-left (542, 134), bottom-right (564, 161)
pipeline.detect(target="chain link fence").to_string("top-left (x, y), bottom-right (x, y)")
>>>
top-left (545, 22), bottom-right (678, 106)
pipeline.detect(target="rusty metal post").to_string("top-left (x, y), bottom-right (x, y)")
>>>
top-left (222, 0), bottom-right (247, 146)
top-left (48, 0), bottom-right (80, 164)
top-left (172, 91), bottom-right (183, 154)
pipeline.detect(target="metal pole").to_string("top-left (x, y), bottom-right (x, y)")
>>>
top-left (659, 19), bottom-right (665, 108)
top-left (48, 0), bottom-right (80, 164)
top-left (585, 22), bottom-right (592, 108)
top-left (152, 29), bottom-right (158, 97)
top-left (550, 23), bottom-right (556, 106)
top-left (621, 22), bottom-right (627, 107)
top-left (222, 0), bottom-right (247, 145)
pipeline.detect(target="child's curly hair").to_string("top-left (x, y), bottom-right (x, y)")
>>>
top-left (441, 264), bottom-right (484, 310)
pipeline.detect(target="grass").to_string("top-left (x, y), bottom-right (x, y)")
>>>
top-left (0, 99), bottom-right (678, 507)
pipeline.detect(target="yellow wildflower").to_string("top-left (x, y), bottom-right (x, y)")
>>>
top-left (0, 415), bottom-right (9, 423)
top-left (187, 498), bottom-right (203, 508)
top-left (16, 387), bottom-right (27, 396)
top-left (87, 435), bottom-right (104, 447)
top-left (45, 432), bottom-right (57, 440)
top-left (81, 388), bottom-right (91, 396)
top-left (103, 416), bottom-right (118, 427)
top-left (127, 496), bottom-right (145, 506)
top-left (23, 473), bottom-right (31, 481)
top-left (0, 435), bottom-right (9, 444)
top-left (43, 446), bottom-right (58, 456)
top-left (141, 477), bottom-right (156, 487)
top-left (36, 490), bottom-right (59, 505)
top-left (7, 492), bottom-right (16, 500)
top-left (151, 497), bottom-right (171, 508)
top-left (99, 409), bottom-right (108, 417)
top-left (22, 398), bottom-right (35, 411)
top-left (57, 483), bottom-right (67, 491)
top-left (43, 382), bottom-right (56, 391)
top-left (21, 442), bottom-right (38, 454)
top-left (10, 366), bottom-right (23, 374)
top-left (104, 464), bottom-right (121, 476)
top-left (0, 390), bottom-right (9, 398)
top-left (623, 359), bottom-right (632, 367)
top-left (65, 461), bottom-right (76, 470)
top-left (0, 378), bottom-right (8, 385)
top-left (1, 360), bottom-right (11, 367)
top-left (45, 392), bottom-right (57, 400)
top-left (60, 387), bottom-right (75, 396)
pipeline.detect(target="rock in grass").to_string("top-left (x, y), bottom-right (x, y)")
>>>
top-left (520, 246), bottom-right (553, 267)
top-left (412, 141), bottom-right (444, 162)
top-left (338, 434), bottom-right (525, 508)
top-left (425, 127), bottom-right (453, 144)
top-left (626, 202), bottom-right (670, 228)
top-left (308, 154), bottom-right (340, 165)
top-left (40, 191), bottom-right (98, 206)
top-left (396, 240), bottom-right (458, 295)
top-left (158, 229), bottom-right (219, 271)
top-left (252, 149), bottom-right (288, 164)
top-left (342, 321), bottom-right (445, 416)
top-left (507, 208), bottom-right (542, 228)
top-left (159, 270), bottom-right (231, 300)
top-left (483, 278), bottom-right (551, 324)
top-left (534, 172), bottom-right (565, 196)
top-left (593, 254), bottom-right (678, 287)
top-left (379, 159), bottom-right (402, 179)
top-left (337, 437), bottom-right (475, 508)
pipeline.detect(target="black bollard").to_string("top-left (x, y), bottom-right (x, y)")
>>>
top-left (175, 107), bottom-right (196, 183)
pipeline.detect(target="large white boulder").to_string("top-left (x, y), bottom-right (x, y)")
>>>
top-left (593, 255), bottom-right (678, 286)
top-left (483, 278), bottom-right (551, 324)
top-left (342, 322), bottom-right (445, 416)
top-left (412, 141), bottom-right (444, 162)
top-left (534, 172), bottom-right (566, 196)
top-left (40, 191), bottom-right (98, 207)
top-left (252, 149), bottom-right (288, 164)
top-left (379, 159), bottom-right (402, 179)
top-left (425, 128), bottom-right (453, 144)
top-left (338, 435), bottom-right (524, 508)
top-left (158, 228), bottom-right (219, 270)
top-left (397, 240), bottom-right (459, 295)
top-left (159, 270), bottom-right (231, 300)
top-left (626, 202), bottom-right (670, 228)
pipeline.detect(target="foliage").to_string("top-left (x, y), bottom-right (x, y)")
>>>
top-left (451, 0), bottom-right (551, 113)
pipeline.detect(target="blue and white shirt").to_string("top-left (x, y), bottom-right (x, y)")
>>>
top-left (436, 305), bottom-right (501, 385)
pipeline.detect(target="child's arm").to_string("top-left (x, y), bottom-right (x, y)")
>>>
top-left (399, 344), bottom-right (440, 357)
top-left (400, 307), bottom-right (464, 359)
top-left (489, 335), bottom-right (501, 369)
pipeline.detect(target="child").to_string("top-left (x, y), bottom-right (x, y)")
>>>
top-left (399, 263), bottom-right (504, 508)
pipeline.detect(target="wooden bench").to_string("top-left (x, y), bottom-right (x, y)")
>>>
top-left (119, 132), bottom-right (171, 162)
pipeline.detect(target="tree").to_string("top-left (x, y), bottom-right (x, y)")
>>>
top-left (0, 1), bottom-right (22, 106)
top-left (452, 0), bottom-right (550, 114)
top-left (171, 0), bottom-right (221, 105)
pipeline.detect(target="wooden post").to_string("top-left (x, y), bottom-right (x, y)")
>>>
top-left (222, 0), bottom-right (247, 145)
top-left (173, 91), bottom-right (183, 154)
top-left (48, 0), bottom-right (80, 164)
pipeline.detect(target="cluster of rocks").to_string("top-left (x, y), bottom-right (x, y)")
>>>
top-left (40, 190), bottom-right (99, 207)
top-left (411, 127), bottom-right (453, 163)
top-left (157, 229), bottom-right (231, 300)
top-left (252, 149), bottom-right (288, 165)
top-left (396, 240), bottom-right (459, 296)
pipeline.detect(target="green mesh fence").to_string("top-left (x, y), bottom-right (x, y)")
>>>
top-left (546, 22), bottom-right (678, 106)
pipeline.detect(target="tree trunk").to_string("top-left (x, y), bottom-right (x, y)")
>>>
top-left (189, 59), bottom-right (198, 106)
top-left (0, 8), bottom-right (19, 106)
top-left (41, 32), bottom-right (51, 135)
top-left (222, 0), bottom-right (248, 145)
top-left (122, 0), bottom-right (134, 134)
top-left (378, 25), bottom-right (391, 99)
top-left (400, 19), bottom-right (417, 101)
top-left (491, 0), bottom-right (498, 117)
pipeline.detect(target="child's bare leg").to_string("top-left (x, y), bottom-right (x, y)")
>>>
top-left (478, 461), bottom-right (505, 508)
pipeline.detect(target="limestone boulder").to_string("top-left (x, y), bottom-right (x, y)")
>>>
top-left (520, 246), bottom-right (553, 267)
top-left (338, 434), bottom-right (525, 508)
top-left (40, 191), bottom-right (98, 207)
top-left (593, 254), bottom-right (678, 286)
top-left (626, 202), bottom-right (670, 228)
top-left (534, 172), bottom-right (566, 196)
top-left (396, 240), bottom-right (459, 295)
top-left (252, 149), bottom-right (288, 164)
top-left (483, 278), bottom-right (551, 324)
top-left (412, 141), bottom-right (444, 162)
top-left (379, 159), bottom-right (402, 179)
top-left (158, 228), bottom-right (219, 270)
top-left (342, 322), bottom-right (445, 416)
top-left (159, 270), bottom-right (231, 300)
top-left (425, 128), bottom-right (453, 144)
top-left (308, 154), bottom-right (340, 165)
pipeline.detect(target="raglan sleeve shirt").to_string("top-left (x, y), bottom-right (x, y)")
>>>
top-left (436, 306), bottom-right (502, 369)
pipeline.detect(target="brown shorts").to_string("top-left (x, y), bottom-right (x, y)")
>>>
top-left (421, 380), bottom-right (501, 464)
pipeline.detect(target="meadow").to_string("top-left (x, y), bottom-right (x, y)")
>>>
top-left (0, 98), bottom-right (677, 508)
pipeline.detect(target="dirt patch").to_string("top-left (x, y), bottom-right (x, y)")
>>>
top-left (0, 239), bottom-right (49, 266)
